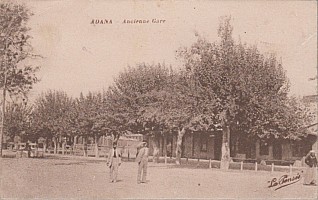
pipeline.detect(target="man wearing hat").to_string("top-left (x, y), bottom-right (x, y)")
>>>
top-left (304, 150), bottom-right (317, 186)
top-left (107, 143), bottom-right (121, 183)
top-left (136, 141), bottom-right (149, 184)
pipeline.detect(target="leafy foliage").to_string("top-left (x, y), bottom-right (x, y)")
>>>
top-left (177, 16), bottom-right (304, 141)
top-left (0, 2), bottom-right (39, 100)
top-left (31, 90), bottom-right (74, 140)
top-left (4, 102), bottom-right (32, 141)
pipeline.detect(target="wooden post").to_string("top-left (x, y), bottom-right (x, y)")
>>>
top-left (163, 134), bottom-right (167, 161)
top-left (240, 161), bottom-right (243, 171)
top-left (255, 162), bottom-right (258, 171)
top-left (95, 143), bottom-right (99, 158)
top-left (271, 163), bottom-right (274, 173)
top-left (209, 159), bottom-right (212, 169)
top-left (186, 157), bottom-right (189, 164)
top-left (127, 146), bottom-right (130, 161)
top-left (165, 154), bottom-right (167, 165)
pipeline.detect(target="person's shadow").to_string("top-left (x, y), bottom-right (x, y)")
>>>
top-left (113, 180), bottom-right (123, 183)
top-left (141, 180), bottom-right (150, 184)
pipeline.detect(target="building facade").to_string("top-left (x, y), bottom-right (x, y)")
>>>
top-left (147, 95), bottom-right (318, 163)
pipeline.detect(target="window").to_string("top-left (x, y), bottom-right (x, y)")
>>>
top-left (292, 141), bottom-right (307, 157)
top-left (260, 140), bottom-right (269, 155)
top-left (200, 133), bottom-right (208, 152)
top-left (237, 137), bottom-right (247, 154)
top-left (292, 142), bottom-right (301, 157)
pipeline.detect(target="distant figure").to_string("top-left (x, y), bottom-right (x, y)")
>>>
top-left (136, 142), bottom-right (149, 184)
top-left (107, 143), bottom-right (121, 183)
top-left (304, 150), bottom-right (317, 186)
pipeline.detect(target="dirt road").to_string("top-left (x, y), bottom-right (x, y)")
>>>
top-left (1, 155), bottom-right (316, 199)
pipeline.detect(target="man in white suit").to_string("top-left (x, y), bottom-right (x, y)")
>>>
top-left (107, 143), bottom-right (121, 183)
top-left (136, 142), bottom-right (149, 184)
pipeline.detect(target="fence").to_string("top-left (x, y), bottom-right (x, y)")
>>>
top-left (45, 142), bottom-right (141, 160)
top-left (8, 141), bottom-right (307, 174)
top-left (152, 156), bottom-right (306, 174)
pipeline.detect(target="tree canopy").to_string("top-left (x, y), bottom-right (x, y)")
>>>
top-left (0, 2), bottom-right (39, 100)
top-left (3, 13), bottom-right (314, 166)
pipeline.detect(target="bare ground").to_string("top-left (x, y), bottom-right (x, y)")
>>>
top-left (0, 153), bottom-right (317, 199)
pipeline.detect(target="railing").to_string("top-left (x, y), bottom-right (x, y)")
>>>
top-left (13, 143), bottom-right (45, 158)
top-left (45, 144), bottom-right (140, 160)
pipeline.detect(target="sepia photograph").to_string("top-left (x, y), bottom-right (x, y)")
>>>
top-left (0, 0), bottom-right (317, 199)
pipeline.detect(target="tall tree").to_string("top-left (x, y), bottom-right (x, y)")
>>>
top-left (0, 2), bottom-right (40, 156)
top-left (158, 69), bottom-right (214, 164)
top-left (105, 63), bottom-right (183, 160)
top-left (4, 102), bottom-right (32, 142)
top-left (178, 16), bottom-right (293, 169)
top-left (104, 64), bottom-right (167, 141)
top-left (106, 63), bottom-right (219, 164)
top-left (32, 90), bottom-right (73, 154)
top-left (75, 91), bottom-right (106, 156)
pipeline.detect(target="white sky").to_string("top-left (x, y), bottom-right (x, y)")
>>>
top-left (22, 0), bottom-right (317, 100)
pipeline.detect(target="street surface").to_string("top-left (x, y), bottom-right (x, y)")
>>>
top-left (1, 154), bottom-right (317, 199)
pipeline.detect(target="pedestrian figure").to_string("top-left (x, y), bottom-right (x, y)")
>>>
top-left (304, 150), bottom-right (317, 186)
top-left (136, 142), bottom-right (149, 184)
top-left (107, 143), bottom-right (121, 183)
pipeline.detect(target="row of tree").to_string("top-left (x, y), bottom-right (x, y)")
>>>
top-left (0, 1), bottom-right (314, 166)
top-left (3, 15), bottom-right (314, 168)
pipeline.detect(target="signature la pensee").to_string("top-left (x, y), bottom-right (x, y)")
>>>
top-left (268, 173), bottom-right (302, 191)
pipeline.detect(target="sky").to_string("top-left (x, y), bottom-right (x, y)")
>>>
top-left (20, 0), bottom-right (317, 100)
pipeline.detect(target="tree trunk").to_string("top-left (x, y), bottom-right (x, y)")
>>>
top-left (44, 138), bottom-right (47, 153)
top-left (94, 135), bottom-right (99, 158)
top-left (73, 136), bottom-right (77, 155)
top-left (220, 125), bottom-right (230, 170)
top-left (83, 136), bottom-right (87, 157)
top-left (53, 137), bottom-right (57, 154)
top-left (175, 128), bottom-right (186, 165)
top-left (152, 134), bottom-right (160, 163)
top-left (57, 135), bottom-right (62, 154)
top-left (163, 134), bottom-right (167, 157)
top-left (74, 136), bottom-right (77, 146)
top-left (62, 142), bottom-right (65, 155)
top-left (0, 73), bottom-right (6, 157)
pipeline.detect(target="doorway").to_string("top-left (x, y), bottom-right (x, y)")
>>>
top-left (273, 140), bottom-right (282, 160)
top-left (214, 131), bottom-right (222, 160)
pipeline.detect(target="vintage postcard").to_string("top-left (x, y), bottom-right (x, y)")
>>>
top-left (0, 0), bottom-right (317, 199)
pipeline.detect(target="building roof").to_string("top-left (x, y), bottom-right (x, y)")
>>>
top-left (303, 94), bottom-right (318, 103)
top-left (307, 123), bottom-right (318, 136)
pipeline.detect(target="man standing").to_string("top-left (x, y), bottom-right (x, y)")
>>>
top-left (136, 142), bottom-right (149, 184)
top-left (107, 143), bottom-right (121, 183)
top-left (304, 150), bottom-right (317, 186)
